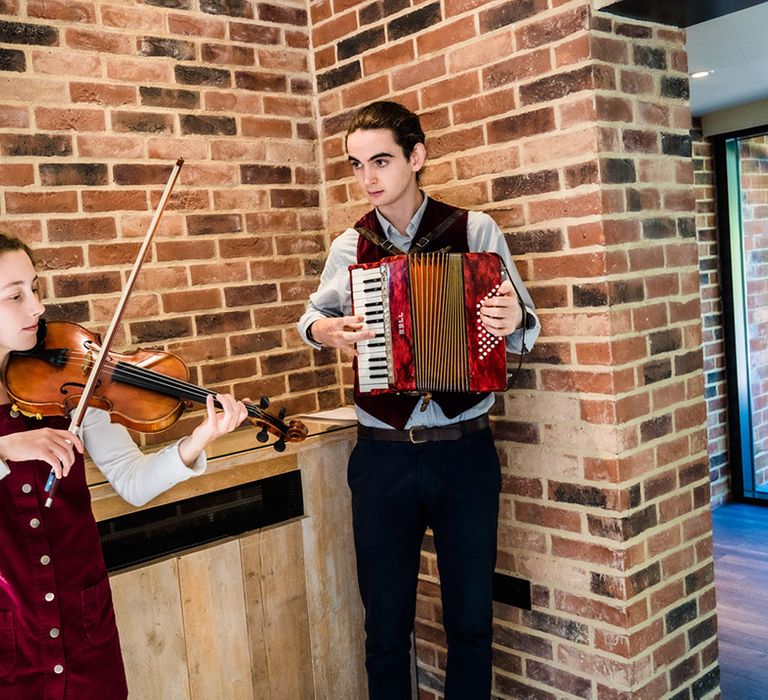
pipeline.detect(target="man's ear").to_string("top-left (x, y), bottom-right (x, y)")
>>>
top-left (410, 142), bottom-right (427, 174)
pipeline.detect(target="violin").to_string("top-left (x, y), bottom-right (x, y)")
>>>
top-left (4, 319), bottom-right (308, 451)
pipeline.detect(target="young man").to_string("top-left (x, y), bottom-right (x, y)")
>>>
top-left (298, 101), bottom-right (540, 699)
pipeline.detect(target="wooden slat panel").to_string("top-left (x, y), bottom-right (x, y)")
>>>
top-left (241, 522), bottom-right (314, 698)
top-left (111, 558), bottom-right (190, 699)
top-left (178, 540), bottom-right (254, 700)
top-left (299, 437), bottom-right (367, 699)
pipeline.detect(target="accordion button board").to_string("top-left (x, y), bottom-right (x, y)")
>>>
top-left (350, 252), bottom-right (508, 395)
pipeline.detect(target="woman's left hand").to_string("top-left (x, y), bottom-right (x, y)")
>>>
top-left (479, 280), bottom-right (523, 337)
top-left (178, 394), bottom-right (249, 466)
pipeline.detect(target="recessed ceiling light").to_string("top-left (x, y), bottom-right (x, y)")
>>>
top-left (690, 70), bottom-right (713, 79)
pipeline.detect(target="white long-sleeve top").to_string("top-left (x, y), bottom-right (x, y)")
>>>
top-left (0, 406), bottom-right (206, 506)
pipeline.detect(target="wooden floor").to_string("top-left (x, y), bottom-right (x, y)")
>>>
top-left (712, 502), bottom-right (768, 699)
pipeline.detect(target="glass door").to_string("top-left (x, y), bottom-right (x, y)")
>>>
top-left (723, 131), bottom-right (768, 499)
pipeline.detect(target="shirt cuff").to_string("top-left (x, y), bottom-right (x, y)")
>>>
top-left (298, 314), bottom-right (325, 350)
top-left (170, 442), bottom-right (207, 477)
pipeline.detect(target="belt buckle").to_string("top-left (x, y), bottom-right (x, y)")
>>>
top-left (408, 425), bottom-right (428, 444)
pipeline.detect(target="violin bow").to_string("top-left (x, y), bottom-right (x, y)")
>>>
top-left (44, 158), bottom-right (185, 507)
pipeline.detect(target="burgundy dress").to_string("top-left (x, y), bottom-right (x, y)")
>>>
top-left (0, 405), bottom-right (128, 700)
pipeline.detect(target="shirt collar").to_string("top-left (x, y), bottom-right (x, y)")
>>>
top-left (374, 192), bottom-right (429, 243)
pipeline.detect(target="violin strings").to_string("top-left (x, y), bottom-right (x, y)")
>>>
top-left (30, 351), bottom-right (280, 428)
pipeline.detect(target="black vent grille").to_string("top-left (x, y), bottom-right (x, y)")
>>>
top-left (98, 470), bottom-right (303, 572)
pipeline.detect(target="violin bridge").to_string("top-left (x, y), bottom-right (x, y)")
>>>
top-left (82, 349), bottom-right (95, 377)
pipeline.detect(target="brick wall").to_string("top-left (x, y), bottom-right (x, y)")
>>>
top-left (692, 123), bottom-right (730, 507)
top-left (2, 0), bottom-right (720, 696)
top-left (312, 0), bottom-right (717, 696)
top-left (0, 0), bottom-right (340, 445)
top-left (741, 136), bottom-right (768, 488)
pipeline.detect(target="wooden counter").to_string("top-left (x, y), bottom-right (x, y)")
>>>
top-left (101, 421), bottom-right (367, 699)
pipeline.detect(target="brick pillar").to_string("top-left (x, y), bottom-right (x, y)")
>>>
top-left (693, 122), bottom-right (730, 507)
top-left (311, 0), bottom-right (719, 695)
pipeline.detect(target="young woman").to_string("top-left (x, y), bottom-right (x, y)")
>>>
top-left (0, 233), bottom-right (248, 698)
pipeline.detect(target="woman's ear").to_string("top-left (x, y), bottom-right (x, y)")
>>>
top-left (410, 142), bottom-right (427, 174)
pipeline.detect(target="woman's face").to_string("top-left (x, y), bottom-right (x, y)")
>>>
top-left (0, 249), bottom-right (44, 359)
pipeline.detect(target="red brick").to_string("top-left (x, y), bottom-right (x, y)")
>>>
top-left (515, 501), bottom-right (582, 533)
top-left (31, 50), bottom-right (101, 77)
top-left (82, 190), bottom-right (147, 212)
top-left (35, 107), bottom-right (105, 132)
top-left (417, 18), bottom-right (476, 56)
top-left (168, 13), bottom-right (227, 39)
top-left (392, 56), bottom-right (446, 92)
top-left (5, 191), bottom-right (78, 214)
top-left (0, 164), bottom-right (34, 186)
top-left (312, 12), bottom-right (357, 47)
top-left (27, 0), bottom-right (96, 22)
top-left (70, 81), bottom-right (136, 106)
top-left (0, 105), bottom-right (28, 128)
top-left (77, 134), bottom-right (144, 159)
top-left (518, 6), bottom-right (588, 50)
top-left (555, 33), bottom-right (590, 67)
top-left (65, 26), bottom-right (132, 54)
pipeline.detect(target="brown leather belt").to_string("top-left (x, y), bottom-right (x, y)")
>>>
top-left (357, 415), bottom-right (489, 444)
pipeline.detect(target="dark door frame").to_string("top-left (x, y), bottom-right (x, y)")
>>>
top-left (714, 124), bottom-right (768, 502)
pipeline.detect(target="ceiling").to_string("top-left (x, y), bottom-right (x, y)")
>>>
top-left (685, 3), bottom-right (768, 115)
top-left (603, 0), bottom-right (768, 116)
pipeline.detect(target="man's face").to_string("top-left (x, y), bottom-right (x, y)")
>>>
top-left (346, 128), bottom-right (423, 212)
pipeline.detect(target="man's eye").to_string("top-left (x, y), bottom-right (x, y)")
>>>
top-left (375, 159), bottom-right (388, 167)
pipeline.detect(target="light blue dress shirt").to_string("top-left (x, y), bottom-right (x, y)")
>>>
top-left (298, 194), bottom-right (541, 429)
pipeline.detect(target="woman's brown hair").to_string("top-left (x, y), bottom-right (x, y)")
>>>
top-left (0, 233), bottom-right (34, 264)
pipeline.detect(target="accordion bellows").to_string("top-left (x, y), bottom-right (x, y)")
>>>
top-left (350, 252), bottom-right (508, 395)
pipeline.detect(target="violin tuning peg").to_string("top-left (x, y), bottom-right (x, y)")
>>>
top-left (273, 439), bottom-right (286, 453)
top-left (256, 428), bottom-right (269, 443)
top-left (259, 396), bottom-right (270, 409)
top-left (278, 408), bottom-right (286, 420)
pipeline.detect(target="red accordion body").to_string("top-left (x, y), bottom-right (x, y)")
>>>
top-left (350, 252), bottom-right (508, 395)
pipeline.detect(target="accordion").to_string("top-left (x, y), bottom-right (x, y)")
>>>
top-left (350, 252), bottom-right (508, 395)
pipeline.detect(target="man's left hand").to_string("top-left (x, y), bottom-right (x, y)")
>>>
top-left (479, 280), bottom-right (523, 336)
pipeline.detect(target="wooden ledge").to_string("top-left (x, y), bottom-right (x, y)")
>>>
top-left (89, 418), bottom-right (356, 522)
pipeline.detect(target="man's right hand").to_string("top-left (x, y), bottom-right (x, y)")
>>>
top-left (309, 316), bottom-right (376, 357)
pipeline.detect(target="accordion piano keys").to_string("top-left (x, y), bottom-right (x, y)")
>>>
top-left (351, 267), bottom-right (390, 392)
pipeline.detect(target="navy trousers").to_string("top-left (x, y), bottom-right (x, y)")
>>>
top-left (347, 427), bottom-right (501, 699)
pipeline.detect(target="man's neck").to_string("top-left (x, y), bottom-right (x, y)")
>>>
top-left (378, 190), bottom-right (424, 237)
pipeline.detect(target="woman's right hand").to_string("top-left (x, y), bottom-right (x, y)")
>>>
top-left (0, 428), bottom-right (83, 478)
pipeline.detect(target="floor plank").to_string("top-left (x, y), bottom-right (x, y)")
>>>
top-left (713, 502), bottom-right (768, 699)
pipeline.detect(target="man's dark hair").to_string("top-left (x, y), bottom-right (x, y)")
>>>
top-left (346, 101), bottom-right (426, 173)
top-left (0, 232), bottom-right (34, 265)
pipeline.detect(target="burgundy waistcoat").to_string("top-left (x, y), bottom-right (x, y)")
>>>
top-left (0, 406), bottom-right (127, 700)
top-left (353, 198), bottom-right (491, 429)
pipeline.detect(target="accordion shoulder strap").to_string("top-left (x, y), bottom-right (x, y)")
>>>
top-left (353, 225), bottom-right (405, 255)
top-left (354, 207), bottom-right (467, 257)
